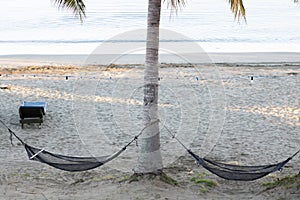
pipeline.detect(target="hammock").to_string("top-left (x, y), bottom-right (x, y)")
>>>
top-left (164, 125), bottom-right (300, 181)
top-left (188, 149), bottom-right (299, 181)
top-left (1, 119), bottom-right (299, 179)
top-left (1, 119), bottom-right (153, 172)
top-left (24, 143), bottom-right (125, 172)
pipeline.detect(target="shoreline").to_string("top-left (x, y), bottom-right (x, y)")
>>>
top-left (1, 52), bottom-right (300, 67)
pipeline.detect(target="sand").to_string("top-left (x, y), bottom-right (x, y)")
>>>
top-left (0, 62), bottom-right (299, 199)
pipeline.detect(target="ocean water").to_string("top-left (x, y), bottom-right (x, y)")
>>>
top-left (0, 0), bottom-right (300, 55)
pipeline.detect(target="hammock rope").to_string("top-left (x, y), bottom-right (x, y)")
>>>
top-left (0, 119), bottom-right (158, 172)
top-left (162, 124), bottom-right (300, 181)
top-left (1, 119), bottom-right (299, 180)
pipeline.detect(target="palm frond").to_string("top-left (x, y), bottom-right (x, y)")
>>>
top-left (53, 0), bottom-right (86, 22)
top-left (165, 1), bottom-right (246, 20)
top-left (228, 0), bottom-right (246, 20)
top-left (164, 0), bottom-right (186, 13)
top-left (169, 0), bottom-right (186, 9)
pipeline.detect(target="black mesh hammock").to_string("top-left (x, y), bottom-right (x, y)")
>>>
top-left (1, 119), bottom-right (299, 180)
top-left (1, 120), bottom-right (153, 172)
top-left (23, 143), bottom-right (124, 172)
top-left (188, 149), bottom-right (300, 181)
top-left (164, 125), bottom-right (300, 181)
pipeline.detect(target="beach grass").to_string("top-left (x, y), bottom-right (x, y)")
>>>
top-left (190, 172), bottom-right (218, 193)
top-left (262, 173), bottom-right (300, 190)
top-left (119, 172), bottom-right (178, 186)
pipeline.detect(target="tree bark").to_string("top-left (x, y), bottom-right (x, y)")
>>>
top-left (135, 0), bottom-right (163, 174)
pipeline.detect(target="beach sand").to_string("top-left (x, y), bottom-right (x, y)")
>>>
top-left (0, 63), bottom-right (299, 199)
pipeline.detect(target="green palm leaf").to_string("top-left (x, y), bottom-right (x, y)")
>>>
top-left (168, 0), bottom-right (186, 9)
top-left (53, 0), bottom-right (300, 22)
top-left (228, 0), bottom-right (246, 20)
top-left (167, 0), bottom-right (246, 20)
top-left (53, 0), bottom-right (86, 21)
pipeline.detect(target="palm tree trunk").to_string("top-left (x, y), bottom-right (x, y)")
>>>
top-left (135, 0), bottom-right (163, 174)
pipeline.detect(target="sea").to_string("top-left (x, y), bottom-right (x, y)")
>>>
top-left (0, 0), bottom-right (300, 61)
